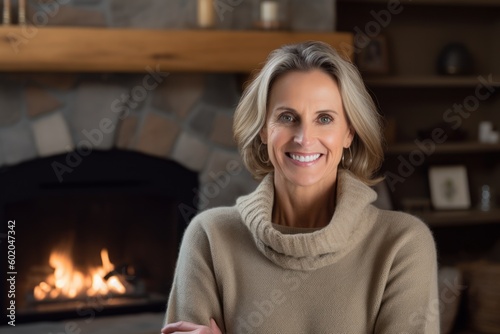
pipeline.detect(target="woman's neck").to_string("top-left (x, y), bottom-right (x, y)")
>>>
top-left (272, 178), bottom-right (337, 229)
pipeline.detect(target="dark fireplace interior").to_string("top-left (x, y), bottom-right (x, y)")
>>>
top-left (0, 150), bottom-right (198, 323)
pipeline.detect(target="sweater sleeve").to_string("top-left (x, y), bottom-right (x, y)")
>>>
top-left (374, 219), bottom-right (440, 334)
top-left (164, 217), bottom-right (225, 331)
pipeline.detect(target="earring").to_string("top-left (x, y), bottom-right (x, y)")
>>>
top-left (341, 146), bottom-right (353, 170)
top-left (258, 141), bottom-right (270, 165)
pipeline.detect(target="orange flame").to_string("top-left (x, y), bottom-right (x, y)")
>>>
top-left (34, 248), bottom-right (128, 301)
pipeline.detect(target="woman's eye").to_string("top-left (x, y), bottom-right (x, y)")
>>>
top-left (319, 115), bottom-right (333, 124)
top-left (278, 113), bottom-right (294, 123)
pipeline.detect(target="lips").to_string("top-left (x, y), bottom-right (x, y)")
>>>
top-left (288, 153), bottom-right (321, 163)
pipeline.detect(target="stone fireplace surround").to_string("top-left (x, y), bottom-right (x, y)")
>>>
top-left (0, 72), bottom-right (259, 211)
top-left (1, 149), bottom-right (199, 330)
top-left (0, 0), bottom-right (335, 332)
top-left (0, 0), bottom-right (336, 210)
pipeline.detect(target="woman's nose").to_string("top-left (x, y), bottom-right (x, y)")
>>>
top-left (294, 123), bottom-right (315, 146)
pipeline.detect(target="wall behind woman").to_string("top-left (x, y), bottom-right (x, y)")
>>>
top-left (0, 0), bottom-right (335, 209)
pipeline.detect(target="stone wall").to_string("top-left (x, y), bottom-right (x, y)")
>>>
top-left (0, 0), bottom-right (336, 209)
top-left (23, 0), bottom-right (335, 31)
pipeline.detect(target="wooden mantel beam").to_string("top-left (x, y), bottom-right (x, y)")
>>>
top-left (0, 27), bottom-right (353, 73)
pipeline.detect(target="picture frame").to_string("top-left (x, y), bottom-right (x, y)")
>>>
top-left (356, 35), bottom-right (390, 75)
top-left (428, 165), bottom-right (471, 210)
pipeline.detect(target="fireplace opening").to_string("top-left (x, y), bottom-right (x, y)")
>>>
top-left (0, 149), bottom-right (198, 323)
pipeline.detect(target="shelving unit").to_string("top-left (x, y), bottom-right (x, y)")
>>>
top-left (338, 0), bottom-right (500, 6)
top-left (337, 9), bottom-right (500, 330)
top-left (365, 75), bottom-right (500, 88)
top-left (337, 3), bottom-right (500, 330)
top-left (414, 209), bottom-right (500, 227)
top-left (386, 142), bottom-right (500, 155)
top-left (0, 27), bottom-right (352, 73)
top-left (338, 0), bottom-right (500, 200)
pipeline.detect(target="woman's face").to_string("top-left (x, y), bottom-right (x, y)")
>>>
top-left (260, 69), bottom-right (353, 188)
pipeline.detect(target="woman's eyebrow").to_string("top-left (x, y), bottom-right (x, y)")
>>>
top-left (274, 106), bottom-right (339, 115)
top-left (274, 106), bottom-right (296, 112)
top-left (315, 109), bottom-right (338, 115)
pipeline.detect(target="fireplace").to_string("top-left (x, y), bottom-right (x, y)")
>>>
top-left (0, 149), bottom-right (198, 323)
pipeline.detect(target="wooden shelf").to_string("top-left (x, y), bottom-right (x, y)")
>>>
top-left (0, 27), bottom-right (353, 73)
top-left (338, 0), bottom-right (500, 6)
top-left (386, 142), bottom-right (500, 155)
top-left (365, 75), bottom-right (500, 88)
top-left (413, 209), bottom-right (500, 227)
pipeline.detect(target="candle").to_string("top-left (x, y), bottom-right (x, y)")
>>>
top-left (260, 1), bottom-right (279, 23)
top-left (197, 0), bottom-right (215, 29)
top-left (3, 0), bottom-right (10, 25)
top-left (18, 0), bottom-right (26, 24)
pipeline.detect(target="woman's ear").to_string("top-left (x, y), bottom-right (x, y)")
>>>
top-left (259, 126), bottom-right (267, 145)
top-left (344, 126), bottom-right (355, 148)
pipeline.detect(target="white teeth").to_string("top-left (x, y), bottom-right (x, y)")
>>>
top-left (290, 153), bottom-right (320, 163)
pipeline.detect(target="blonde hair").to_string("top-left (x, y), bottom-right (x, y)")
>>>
top-left (233, 41), bottom-right (384, 185)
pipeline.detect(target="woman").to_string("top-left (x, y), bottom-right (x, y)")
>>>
top-left (162, 41), bottom-right (439, 333)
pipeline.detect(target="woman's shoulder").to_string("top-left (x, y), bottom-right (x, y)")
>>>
top-left (375, 208), bottom-right (435, 245)
top-left (373, 208), bottom-right (438, 274)
top-left (191, 205), bottom-right (241, 225)
top-left (183, 206), bottom-right (246, 240)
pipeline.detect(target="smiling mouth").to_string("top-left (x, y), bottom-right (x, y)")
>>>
top-left (287, 153), bottom-right (322, 163)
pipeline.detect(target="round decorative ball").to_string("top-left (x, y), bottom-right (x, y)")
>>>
top-left (437, 43), bottom-right (473, 75)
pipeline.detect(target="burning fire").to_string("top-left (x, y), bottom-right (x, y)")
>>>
top-left (34, 248), bottom-right (128, 301)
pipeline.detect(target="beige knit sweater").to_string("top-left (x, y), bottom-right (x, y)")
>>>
top-left (165, 170), bottom-right (440, 333)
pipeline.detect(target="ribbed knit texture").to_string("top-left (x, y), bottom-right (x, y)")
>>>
top-left (166, 171), bottom-right (440, 333)
top-left (237, 171), bottom-right (378, 271)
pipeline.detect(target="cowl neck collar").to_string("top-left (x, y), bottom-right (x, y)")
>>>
top-left (236, 170), bottom-right (378, 271)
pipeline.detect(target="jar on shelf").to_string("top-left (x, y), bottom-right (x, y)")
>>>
top-left (197, 0), bottom-right (216, 29)
top-left (3, 0), bottom-right (11, 25)
top-left (253, 0), bottom-right (290, 30)
top-left (478, 184), bottom-right (496, 212)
